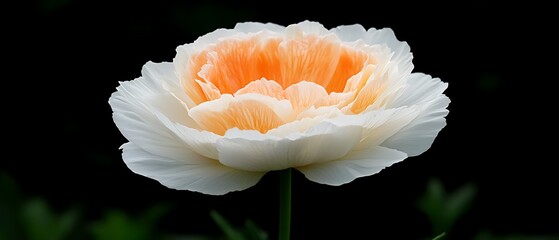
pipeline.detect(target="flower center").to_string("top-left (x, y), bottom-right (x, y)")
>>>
top-left (190, 33), bottom-right (369, 97)
top-left (184, 32), bottom-right (385, 136)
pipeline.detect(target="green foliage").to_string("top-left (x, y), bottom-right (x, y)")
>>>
top-left (20, 199), bottom-right (80, 240)
top-left (90, 204), bottom-right (170, 240)
top-left (3, 171), bottom-right (559, 240)
top-left (474, 231), bottom-right (559, 240)
top-left (210, 210), bottom-right (268, 240)
top-left (0, 172), bottom-right (22, 240)
top-left (418, 178), bottom-right (477, 238)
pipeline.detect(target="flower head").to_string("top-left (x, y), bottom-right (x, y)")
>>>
top-left (109, 21), bottom-right (450, 195)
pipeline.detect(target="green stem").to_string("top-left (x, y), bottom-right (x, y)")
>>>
top-left (279, 168), bottom-right (292, 240)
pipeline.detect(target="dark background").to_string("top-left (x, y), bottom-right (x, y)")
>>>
top-left (3, 0), bottom-right (556, 239)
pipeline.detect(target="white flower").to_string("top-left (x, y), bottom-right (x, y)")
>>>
top-left (109, 20), bottom-right (450, 195)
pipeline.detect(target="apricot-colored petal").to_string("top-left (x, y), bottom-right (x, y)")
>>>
top-left (346, 60), bottom-right (412, 113)
top-left (284, 81), bottom-right (328, 113)
top-left (234, 78), bottom-right (286, 99)
top-left (325, 46), bottom-right (369, 93)
top-left (174, 48), bottom-right (212, 105)
top-left (188, 94), bottom-right (292, 135)
top-left (277, 34), bottom-right (343, 89)
top-left (195, 79), bottom-right (222, 101)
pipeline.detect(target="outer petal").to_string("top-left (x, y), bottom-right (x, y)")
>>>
top-left (388, 73), bottom-right (449, 107)
top-left (233, 22), bottom-right (285, 33)
top-left (153, 112), bottom-right (220, 160)
top-left (364, 28), bottom-right (412, 65)
top-left (141, 61), bottom-right (197, 110)
top-left (297, 146), bottom-right (407, 186)
top-left (216, 122), bottom-right (363, 172)
top-left (286, 20), bottom-right (330, 36)
top-left (326, 107), bottom-right (420, 150)
top-left (122, 143), bottom-right (265, 195)
top-left (110, 72), bottom-right (201, 161)
top-left (382, 73), bottom-right (450, 156)
top-left (330, 24), bottom-right (367, 42)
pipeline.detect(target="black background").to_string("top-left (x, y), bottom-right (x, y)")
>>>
top-left (4, 0), bottom-right (557, 239)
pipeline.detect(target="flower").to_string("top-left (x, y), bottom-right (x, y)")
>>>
top-left (109, 20), bottom-right (449, 195)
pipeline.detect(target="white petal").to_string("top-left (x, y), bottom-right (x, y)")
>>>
top-left (330, 24), bottom-right (367, 42)
top-left (216, 122), bottom-right (363, 172)
top-left (154, 113), bottom-right (220, 159)
top-left (291, 20), bottom-right (330, 35)
top-left (297, 146), bottom-right (407, 186)
top-left (364, 28), bottom-right (411, 63)
top-left (389, 73), bottom-right (449, 107)
top-left (333, 107), bottom-right (420, 150)
top-left (267, 106), bottom-right (344, 138)
top-left (110, 75), bottom-right (200, 161)
top-left (233, 22), bottom-right (285, 33)
top-left (382, 97), bottom-right (449, 156)
top-left (122, 143), bottom-right (265, 195)
top-left (142, 61), bottom-right (197, 110)
top-left (382, 73), bottom-right (450, 156)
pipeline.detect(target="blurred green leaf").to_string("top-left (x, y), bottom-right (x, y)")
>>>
top-left (210, 210), bottom-right (244, 240)
top-left (20, 198), bottom-right (80, 240)
top-left (418, 178), bottom-right (477, 237)
top-left (243, 219), bottom-right (268, 240)
top-left (39, 0), bottom-right (73, 13)
top-left (90, 204), bottom-right (170, 240)
top-left (210, 210), bottom-right (268, 240)
top-left (0, 172), bottom-right (22, 240)
top-left (432, 232), bottom-right (446, 240)
top-left (474, 230), bottom-right (559, 240)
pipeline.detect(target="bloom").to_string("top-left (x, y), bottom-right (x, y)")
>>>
top-left (109, 20), bottom-right (449, 195)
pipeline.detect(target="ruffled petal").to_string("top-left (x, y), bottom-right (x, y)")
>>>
top-left (364, 28), bottom-right (412, 65)
top-left (188, 94), bottom-right (293, 135)
top-left (234, 78), bottom-right (286, 99)
top-left (388, 73), bottom-right (449, 107)
top-left (122, 143), bottom-right (265, 195)
top-left (382, 74), bottom-right (450, 156)
top-left (297, 146), bottom-right (407, 186)
top-left (110, 73), bottom-right (201, 161)
top-left (141, 61), bottom-right (197, 109)
top-left (216, 122), bottom-right (363, 172)
top-left (233, 22), bottom-right (285, 33)
top-left (284, 81), bottom-right (329, 113)
top-left (326, 107), bottom-right (420, 150)
top-left (153, 112), bottom-right (220, 159)
top-left (285, 20), bottom-right (330, 37)
top-left (330, 24), bottom-right (367, 42)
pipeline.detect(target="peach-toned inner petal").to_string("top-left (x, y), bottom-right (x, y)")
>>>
top-left (184, 33), bottom-right (369, 100)
top-left (178, 30), bottom-right (396, 135)
top-left (284, 81), bottom-right (329, 113)
top-left (234, 78), bottom-right (287, 100)
top-left (188, 95), bottom-right (291, 135)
